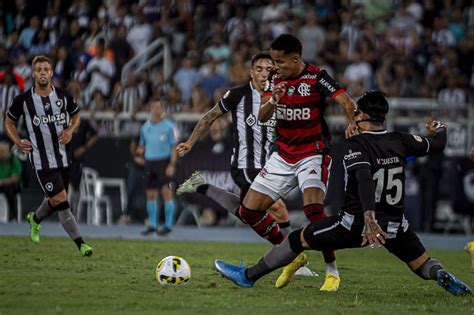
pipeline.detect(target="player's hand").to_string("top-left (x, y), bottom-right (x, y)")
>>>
top-left (134, 156), bottom-right (145, 166)
top-left (176, 142), bottom-right (193, 157)
top-left (165, 164), bottom-right (175, 177)
top-left (425, 120), bottom-right (446, 135)
top-left (272, 82), bottom-right (287, 102)
top-left (18, 139), bottom-right (32, 153)
top-left (361, 211), bottom-right (388, 247)
top-left (59, 129), bottom-right (73, 144)
top-left (345, 121), bottom-right (358, 139)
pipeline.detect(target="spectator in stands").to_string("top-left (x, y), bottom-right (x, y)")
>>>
top-left (1, 65), bottom-right (21, 115)
top-left (297, 10), bottom-right (326, 63)
top-left (67, 80), bottom-right (85, 109)
top-left (6, 31), bottom-right (25, 63)
top-left (173, 56), bottom-right (199, 103)
top-left (85, 38), bottom-right (115, 102)
top-left (126, 13), bottom-right (153, 57)
top-left (228, 52), bottom-right (250, 86)
top-left (53, 46), bottom-right (73, 88)
top-left (13, 53), bottom-right (31, 90)
top-left (0, 141), bottom-right (22, 221)
top-left (18, 16), bottom-right (40, 50)
top-left (200, 61), bottom-right (229, 99)
top-left (203, 34), bottom-right (232, 76)
top-left (115, 72), bottom-right (146, 114)
top-left (437, 74), bottom-right (468, 112)
top-left (28, 29), bottom-right (52, 59)
top-left (108, 24), bottom-right (133, 78)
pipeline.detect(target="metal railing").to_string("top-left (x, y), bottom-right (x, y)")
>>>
top-left (121, 37), bottom-right (172, 85)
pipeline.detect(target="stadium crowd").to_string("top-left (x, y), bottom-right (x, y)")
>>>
top-left (1, 0), bottom-right (473, 124)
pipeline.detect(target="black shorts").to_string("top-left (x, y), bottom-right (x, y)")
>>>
top-left (230, 167), bottom-right (260, 203)
top-left (303, 212), bottom-right (426, 263)
top-left (144, 159), bottom-right (173, 189)
top-left (35, 168), bottom-right (70, 198)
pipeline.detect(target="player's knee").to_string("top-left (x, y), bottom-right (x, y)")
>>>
top-left (267, 201), bottom-right (289, 222)
top-left (288, 228), bottom-right (305, 253)
top-left (239, 205), bottom-right (262, 224)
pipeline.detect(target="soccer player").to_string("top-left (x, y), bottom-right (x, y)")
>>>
top-left (215, 90), bottom-right (472, 296)
top-left (176, 52), bottom-right (290, 236)
top-left (4, 55), bottom-right (93, 256)
top-left (235, 34), bottom-right (358, 291)
top-left (137, 99), bottom-right (177, 236)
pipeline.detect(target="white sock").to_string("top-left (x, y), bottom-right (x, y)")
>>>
top-left (325, 261), bottom-right (339, 277)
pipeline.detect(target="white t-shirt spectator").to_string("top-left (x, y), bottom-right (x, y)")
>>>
top-left (126, 23), bottom-right (153, 56)
top-left (86, 57), bottom-right (115, 97)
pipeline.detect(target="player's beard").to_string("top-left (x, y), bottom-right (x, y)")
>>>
top-left (37, 77), bottom-right (50, 88)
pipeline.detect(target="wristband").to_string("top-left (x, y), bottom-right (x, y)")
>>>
top-left (269, 97), bottom-right (278, 106)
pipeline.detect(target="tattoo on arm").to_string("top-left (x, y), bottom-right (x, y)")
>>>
top-left (188, 105), bottom-right (224, 145)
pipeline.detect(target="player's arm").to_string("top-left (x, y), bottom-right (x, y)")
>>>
top-left (334, 92), bottom-right (357, 138)
top-left (259, 81), bottom-right (287, 122)
top-left (5, 96), bottom-right (31, 153)
top-left (59, 113), bottom-right (80, 145)
top-left (176, 104), bottom-right (224, 157)
top-left (404, 120), bottom-right (447, 157)
top-left (355, 167), bottom-right (388, 246)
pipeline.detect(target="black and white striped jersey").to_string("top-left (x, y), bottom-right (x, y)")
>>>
top-left (218, 82), bottom-right (276, 170)
top-left (7, 86), bottom-right (80, 171)
top-left (1, 84), bottom-right (20, 116)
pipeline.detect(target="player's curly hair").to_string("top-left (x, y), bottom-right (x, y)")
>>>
top-left (270, 34), bottom-right (302, 55)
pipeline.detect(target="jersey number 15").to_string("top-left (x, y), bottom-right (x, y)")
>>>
top-left (373, 167), bottom-right (403, 205)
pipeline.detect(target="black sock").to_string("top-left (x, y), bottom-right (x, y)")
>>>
top-left (196, 184), bottom-right (210, 194)
top-left (33, 214), bottom-right (41, 224)
top-left (74, 237), bottom-right (85, 249)
top-left (246, 258), bottom-right (272, 282)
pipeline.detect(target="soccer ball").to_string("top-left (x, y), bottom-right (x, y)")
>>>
top-left (155, 256), bottom-right (191, 286)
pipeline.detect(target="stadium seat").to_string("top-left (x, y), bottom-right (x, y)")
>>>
top-left (0, 193), bottom-right (23, 223)
top-left (77, 167), bottom-right (114, 226)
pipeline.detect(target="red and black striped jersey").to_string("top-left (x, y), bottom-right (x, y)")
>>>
top-left (263, 63), bottom-right (344, 163)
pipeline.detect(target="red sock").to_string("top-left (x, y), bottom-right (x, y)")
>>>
top-left (239, 205), bottom-right (285, 245)
top-left (303, 203), bottom-right (336, 263)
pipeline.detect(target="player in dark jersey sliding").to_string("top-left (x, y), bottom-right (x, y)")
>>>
top-left (215, 90), bottom-right (471, 296)
top-left (4, 55), bottom-right (93, 256)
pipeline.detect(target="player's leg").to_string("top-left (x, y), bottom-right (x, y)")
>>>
top-left (27, 169), bottom-right (63, 243)
top-left (143, 162), bottom-right (160, 235)
top-left (159, 183), bottom-right (175, 236)
top-left (215, 214), bottom-right (356, 288)
top-left (385, 226), bottom-right (471, 296)
top-left (177, 170), bottom-right (242, 216)
top-left (297, 155), bottom-right (339, 291)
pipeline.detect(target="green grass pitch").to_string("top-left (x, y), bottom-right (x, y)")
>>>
top-left (0, 236), bottom-right (472, 314)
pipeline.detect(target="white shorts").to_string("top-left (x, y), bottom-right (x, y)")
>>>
top-left (251, 152), bottom-right (332, 201)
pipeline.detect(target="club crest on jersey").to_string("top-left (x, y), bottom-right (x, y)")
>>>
top-left (276, 104), bottom-right (310, 121)
top-left (297, 83), bottom-right (311, 96)
top-left (56, 99), bottom-right (64, 108)
top-left (45, 182), bottom-right (54, 191)
top-left (246, 114), bottom-right (256, 126)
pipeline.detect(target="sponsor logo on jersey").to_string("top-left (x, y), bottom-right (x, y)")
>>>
top-left (32, 112), bottom-right (67, 126)
top-left (300, 74), bottom-right (318, 79)
top-left (318, 78), bottom-right (336, 93)
top-left (287, 86), bottom-right (295, 96)
top-left (257, 119), bottom-right (276, 127)
top-left (276, 104), bottom-right (311, 121)
top-left (344, 150), bottom-right (362, 160)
